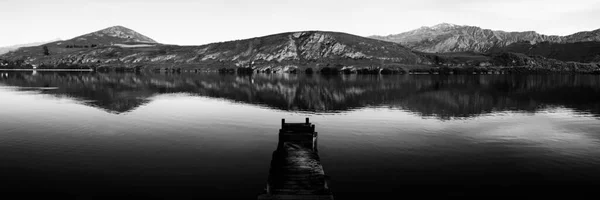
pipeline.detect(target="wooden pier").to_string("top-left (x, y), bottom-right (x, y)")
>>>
top-left (258, 118), bottom-right (334, 200)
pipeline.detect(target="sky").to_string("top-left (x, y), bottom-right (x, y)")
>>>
top-left (0, 0), bottom-right (599, 46)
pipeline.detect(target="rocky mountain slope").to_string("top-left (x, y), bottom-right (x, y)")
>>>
top-left (370, 23), bottom-right (600, 53)
top-left (0, 26), bottom-right (427, 70)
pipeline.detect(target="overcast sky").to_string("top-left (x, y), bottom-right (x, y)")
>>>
top-left (0, 0), bottom-right (599, 46)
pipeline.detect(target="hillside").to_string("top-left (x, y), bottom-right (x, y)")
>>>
top-left (0, 27), bottom-right (427, 70)
top-left (370, 23), bottom-right (600, 53)
top-left (0, 38), bottom-right (61, 55)
top-left (1, 26), bottom-right (157, 59)
top-left (489, 41), bottom-right (600, 63)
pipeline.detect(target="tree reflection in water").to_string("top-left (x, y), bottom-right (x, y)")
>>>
top-left (1, 71), bottom-right (599, 118)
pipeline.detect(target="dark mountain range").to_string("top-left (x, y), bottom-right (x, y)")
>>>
top-left (370, 23), bottom-right (600, 53)
top-left (0, 26), bottom-right (426, 70)
top-left (1, 25), bottom-right (599, 73)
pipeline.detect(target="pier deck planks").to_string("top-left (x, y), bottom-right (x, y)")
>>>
top-left (258, 118), bottom-right (334, 200)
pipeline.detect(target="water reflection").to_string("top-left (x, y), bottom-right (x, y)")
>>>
top-left (0, 72), bottom-right (599, 118)
top-left (1, 72), bottom-right (600, 199)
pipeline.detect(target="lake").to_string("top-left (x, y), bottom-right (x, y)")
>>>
top-left (1, 72), bottom-right (600, 199)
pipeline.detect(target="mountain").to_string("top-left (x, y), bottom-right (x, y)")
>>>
top-left (65, 25), bottom-right (158, 45)
top-left (0, 26), bottom-right (427, 70)
top-left (370, 23), bottom-right (600, 53)
top-left (0, 26), bottom-right (158, 61)
top-left (58, 25), bottom-right (157, 46)
top-left (1, 25), bottom-right (598, 73)
top-left (0, 38), bottom-right (61, 55)
top-left (562, 29), bottom-right (600, 43)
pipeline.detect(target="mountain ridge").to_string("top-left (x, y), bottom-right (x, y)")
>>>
top-left (370, 23), bottom-right (600, 53)
top-left (1, 25), bottom-right (599, 73)
top-left (0, 27), bottom-right (427, 70)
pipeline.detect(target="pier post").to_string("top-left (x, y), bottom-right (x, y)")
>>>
top-left (313, 132), bottom-right (318, 152)
top-left (306, 117), bottom-right (309, 124)
top-left (266, 183), bottom-right (271, 194)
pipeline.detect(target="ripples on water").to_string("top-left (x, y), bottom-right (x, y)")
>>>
top-left (0, 72), bottom-right (600, 199)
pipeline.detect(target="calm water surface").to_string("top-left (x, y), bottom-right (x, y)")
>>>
top-left (1, 72), bottom-right (600, 199)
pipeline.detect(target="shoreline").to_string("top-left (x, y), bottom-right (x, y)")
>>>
top-left (0, 69), bottom-right (93, 72)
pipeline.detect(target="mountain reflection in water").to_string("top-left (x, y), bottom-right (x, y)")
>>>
top-left (1, 72), bottom-right (599, 119)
